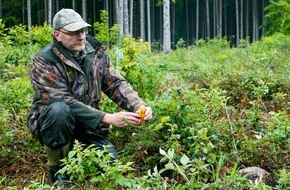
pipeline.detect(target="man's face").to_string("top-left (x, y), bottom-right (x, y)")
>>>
top-left (54, 28), bottom-right (87, 55)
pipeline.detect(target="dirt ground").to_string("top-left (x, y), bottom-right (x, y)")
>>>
top-left (0, 145), bottom-right (49, 188)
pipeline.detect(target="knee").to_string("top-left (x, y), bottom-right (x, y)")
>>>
top-left (40, 102), bottom-right (75, 149)
top-left (47, 102), bottom-right (72, 119)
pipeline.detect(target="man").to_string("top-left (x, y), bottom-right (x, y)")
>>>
top-left (27, 8), bottom-right (152, 185)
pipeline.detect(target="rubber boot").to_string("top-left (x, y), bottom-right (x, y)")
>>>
top-left (45, 143), bottom-right (70, 186)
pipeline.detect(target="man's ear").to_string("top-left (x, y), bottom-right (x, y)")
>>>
top-left (54, 30), bottom-right (61, 42)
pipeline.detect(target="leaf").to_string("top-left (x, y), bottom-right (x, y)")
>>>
top-left (68, 150), bottom-right (76, 159)
top-left (165, 163), bottom-right (175, 170)
top-left (159, 148), bottom-right (166, 156)
top-left (153, 165), bottom-right (159, 175)
top-left (180, 154), bottom-right (190, 166)
top-left (168, 148), bottom-right (174, 159)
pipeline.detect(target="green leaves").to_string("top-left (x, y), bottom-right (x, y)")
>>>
top-left (264, 0), bottom-right (290, 35)
top-left (93, 10), bottom-right (120, 45)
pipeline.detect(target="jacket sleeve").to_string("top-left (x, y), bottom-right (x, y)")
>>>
top-left (99, 51), bottom-right (147, 112)
top-left (30, 56), bottom-right (106, 131)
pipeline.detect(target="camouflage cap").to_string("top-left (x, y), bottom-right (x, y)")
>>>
top-left (53, 9), bottom-right (91, 31)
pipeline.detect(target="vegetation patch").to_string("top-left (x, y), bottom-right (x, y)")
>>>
top-left (0, 23), bottom-right (289, 189)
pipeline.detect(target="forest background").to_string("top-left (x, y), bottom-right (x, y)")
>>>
top-left (0, 0), bottom-right (275, 51)
top-left (0, 0), bottom-right (290, 189)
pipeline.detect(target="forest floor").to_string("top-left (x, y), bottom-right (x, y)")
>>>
top-left (1, 144), bottom-right (49, 188)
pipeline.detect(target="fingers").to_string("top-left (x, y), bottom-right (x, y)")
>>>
top-left (116, 107), bottom-right (153, 127)
top-left (118, 112), bottom-right (139, 127)
top-left (123, 112), bottom-right (140, 124)
top-left (144, 107), bottom-right (153, 121)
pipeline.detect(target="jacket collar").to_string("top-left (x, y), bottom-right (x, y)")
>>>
top-left (52, 37), bottom-right (95, 72)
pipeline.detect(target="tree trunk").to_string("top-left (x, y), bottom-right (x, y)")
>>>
top-left (240, 0), bottom-right (243, 40)
top-left (93, 0), bottom-right (96, 36)
top-left (147, 0), bottom-right (151, 50)
top-left (44, 0), bottom-right (47, 23)
top-left (27, 0), bottom-right (31, 30)
top-left (246, 0), bottom-right (249, 38)
top-left (196, 0), bottom-right (199, 42)
top-left (219, 0), bottom-right (222, 38)
top-left (72, 0), bottom-right (76, 10)
top-left (22, 0), bottom-right (25, 24)
top-left (253, 0), bottom-right (258, 42)
top-left (48, 0), bottom-right (52, 27)
top-left (206, 0), bottom-right (210, 38)
top-left (255, 0), bottom-right (258, 41)
top-left (140, 0), bottom-right (145, 40)
top-left (129, 0), bottom-right (133, 36)
top-left (261, 0), bottom-right (265, 36)
top-left (55, 0), bottom-right (59, 12)
top-left (0, 0), bottom-right (2, 19)
top-left (163, 0), bottom-right (171, 53)
top-left (124, 0), bottom-right (129, 36)
top-left (82, 0), bottom-right (87, 21)
top-left (119, 0), bottom-right (124, 36)
top-left (115, 0), bottom-right (119, 26)
top-left (159, 5), bottom-right (162, 51)
top-left (172, 2), bottom-right (175, 49)
top-left (235, 0), bottom-right (239, 46)
top-left (152, 0), bottom-right (155, 42)
top-left (186, 0), bottom-right (189, 47)
top-left (213, 0), bottom-right (216, 37)
top-left (223, 0), bottom-right (227, 36)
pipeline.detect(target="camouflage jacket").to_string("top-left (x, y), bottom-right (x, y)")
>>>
top-left (27, 37), bottom-right (146, 138)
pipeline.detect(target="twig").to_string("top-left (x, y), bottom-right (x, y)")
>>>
top-left (225, 107), bottom-right (240, 160)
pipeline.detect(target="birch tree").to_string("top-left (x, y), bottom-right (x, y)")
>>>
top-left (163, 0), bottom-right (171, 53)
top-left (119, 0), bottom-right (124, 36)
top-left (115, 0), bottom-right (124, 38)
top-left (124, 0), bottom-right (129, 35)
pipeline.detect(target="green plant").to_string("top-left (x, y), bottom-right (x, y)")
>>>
top-left (275, 168), bottom-right (290, 189)
top-left (30, 23), bottom-right (53, 48)
top-left (93, 10), bottom-right (120, 45)
top-left (264, 0), bottom-right (290, 35)
top-left (175, 38), bottom-right (186, 49)
top-left (59, 140), bottom-right (135, 189)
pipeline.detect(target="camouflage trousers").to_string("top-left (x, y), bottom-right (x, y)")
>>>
top-left (36, 101), bottom-right (118, 159)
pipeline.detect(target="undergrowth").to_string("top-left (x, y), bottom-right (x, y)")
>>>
top-left (0, 22), bottom-right (289, 189)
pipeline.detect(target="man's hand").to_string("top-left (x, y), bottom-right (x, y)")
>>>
top-left (102, 112), bottom-right (140, 127)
